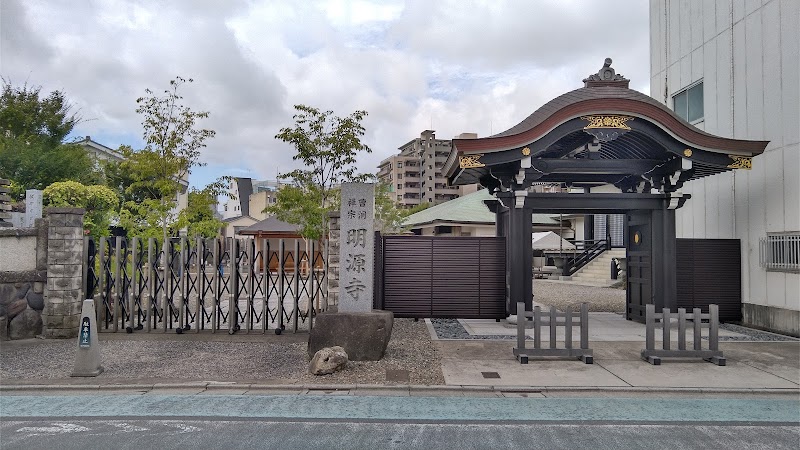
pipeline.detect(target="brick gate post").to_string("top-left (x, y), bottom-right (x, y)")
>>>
top-left (42, 207), bottom-right (86, 338)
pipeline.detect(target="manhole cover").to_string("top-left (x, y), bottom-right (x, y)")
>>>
top-left (385, 369), bottom-right (410, 382)
top-left (481, 371), bottom-right (501, 379)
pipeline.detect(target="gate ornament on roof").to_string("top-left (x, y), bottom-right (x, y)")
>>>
top-left (582, 58), bottom-right (629, 87)
top-left (727, 155), bottom-right (752, 170)
top-left (580, 115), bottom-right (634, 142)
top-left (459, 154), bottom-right (486, 168)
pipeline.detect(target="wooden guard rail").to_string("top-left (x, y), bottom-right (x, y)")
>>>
top-left (513, 302), bottom-right (593, 364)
top-left (641, 303), bottom-right (726, 366)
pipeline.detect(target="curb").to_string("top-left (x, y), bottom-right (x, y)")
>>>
top-left (2, 383), bottom-right (798, 396)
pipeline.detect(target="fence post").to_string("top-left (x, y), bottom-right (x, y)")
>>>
top-left (662, 308), bottom-right (671, 350)
top-left (580, 303), bottom-right (589, 349)
top-left (262, 239), bottom-right (268, 334)
top-left (645, 304), bottom-right (655, 351)
top-left (147, 238), bottom-right (154, 332)
top-left (194, 237), bottom-right (202, 333)
top-left (516, 301), bottom-right (525, 350)
top-left (277, 239), bottom-right (285, 333)
top-left (709, 304), bottom-right (719, 351)
top-left (533, 306), bottom-right (541, 349)
top-left (309, 240), bottom-right (315, 332)
top-left (677, 308), bottom-right (686, 350)
top-left (564, 307), bottom-right (572, 349)
top-left (247, 238), bottom-right (254, 332)
top-left (161, 240), bottom-right (168, 332)
top-left (692, 307), bottom-right (702, 350)
top-left (549, 306), bottom-right (557, 349)
top-left (228, 238), bottom-right (237, 334)
top-left (129, 238), bottom-right (138, 331)
top-left (293, 239), bottom-right (300, 333)
top-left (212, 238), bottom-right (219, 333)
top-left (113, 238), bottom-right (122, 333)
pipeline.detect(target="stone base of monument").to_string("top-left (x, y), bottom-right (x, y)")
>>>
top-left (308, 310), bottom-right (393, 361)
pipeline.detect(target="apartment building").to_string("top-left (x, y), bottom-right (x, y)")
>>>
top-left (377, 130), bottom-right (477, 208)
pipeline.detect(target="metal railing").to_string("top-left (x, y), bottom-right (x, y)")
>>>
top-left (641, 304), bottom-right (725, 366)
top-left (83, 236), bottom-right (328, 334)
top-left (562, 239), bottom-right (609, 276)
top-left (513, 302), bottom-right (593, 364)
top-left (759, 233), bottom-right (800, 272)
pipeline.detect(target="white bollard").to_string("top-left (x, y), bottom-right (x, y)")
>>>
top-left (71, 299), bottom-right (104, 377)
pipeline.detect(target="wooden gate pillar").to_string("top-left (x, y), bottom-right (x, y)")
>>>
top-left (507, 203), bottom-right (533, 316)
top-left (626, 202), bottom-right (678, 321)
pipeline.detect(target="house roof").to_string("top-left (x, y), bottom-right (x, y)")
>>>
top-left (403, 189), bottom-right (559, 227)
top-left (532, 231), bottom-right (576, 251)
top-left (238, 216), bottom-right (300, 235)
top-left (78, 136), bottom-right (124, 161)
top-left (222, 215), bottom-right (256, 224)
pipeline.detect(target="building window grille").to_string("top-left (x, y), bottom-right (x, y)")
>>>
top-left (673, 81), bottom-right (703, 123)
top-left (759, 233), bottom-right (800, 272)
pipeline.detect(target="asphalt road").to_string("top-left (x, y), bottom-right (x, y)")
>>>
top-left (2, 418), bottom-right (799, 449)
top-left (1, 394), bottom-right (798, 449)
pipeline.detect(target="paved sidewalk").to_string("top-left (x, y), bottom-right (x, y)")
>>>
top-left (431, 314), bottom-right (799, 393)
top-left (1, 315), bottom-right (798, 398)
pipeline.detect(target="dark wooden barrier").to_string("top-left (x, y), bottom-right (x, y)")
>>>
top-left (379, 236), bottom-right (505, 319)
top-left (676, 239), bottom-right (741, 322)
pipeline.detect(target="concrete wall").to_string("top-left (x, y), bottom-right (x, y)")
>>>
top-left (650, 0), bottom-right (800, 334)
top-left (0, 220), bottom-right (49, 340)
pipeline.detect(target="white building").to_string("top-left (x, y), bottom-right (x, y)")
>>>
top-left (650, 0), bottom-right (799, 335)
top-left (222, 177), bottom-right (280, 221)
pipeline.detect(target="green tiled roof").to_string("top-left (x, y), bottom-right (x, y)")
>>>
top-left (403, 189), bottom-right (559, 227)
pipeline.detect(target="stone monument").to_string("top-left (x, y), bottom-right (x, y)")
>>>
top-left (23, 189), bottom-right (43, 228)
top-left (308, 182), bottom-right (393, 361)
top-left (338, 182), bottom-right (374, 312)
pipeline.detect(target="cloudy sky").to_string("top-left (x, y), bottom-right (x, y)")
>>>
top-left (1, 0), bottom-right (650, 189)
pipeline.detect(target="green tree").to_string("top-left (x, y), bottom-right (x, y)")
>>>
top-left (43, 181), bottom-right (118, 237)
top-left (268, 105), bottom-right (371, 240)
top-left (117, 77), bottom-right (215, 242)
top-left (375, 182), bottom-right (404, 233)
top-left (175, 181), bottom-right (229, 239)
top-left (0, 80), bottom-right (98, 199)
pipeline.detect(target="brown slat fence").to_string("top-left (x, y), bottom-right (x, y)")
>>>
top-left (379, 235), bottom-right (505, 319)
top-left (676, 238), bottom-right (741, 322)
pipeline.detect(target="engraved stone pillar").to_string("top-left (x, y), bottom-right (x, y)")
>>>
top-left (338, 183), bottom-right (374, 313)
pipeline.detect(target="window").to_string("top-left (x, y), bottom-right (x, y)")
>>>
top-left (398, 161), bottom-right (403, 168)
top-left (760, 233), bottom-right (800, 272)
top-left (673, 82), bottom-right (703, 123)
top-left (398, 174), bottom-right (403, 179)
top-left (397, 183), bottom-right (402, 190)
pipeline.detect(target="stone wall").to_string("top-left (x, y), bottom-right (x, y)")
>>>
top-left (0, 221), bottom-right (48, 340)
top-left (42, 208), bottom-right (86, 338)
top-left (0, 207), bottom-right (86, 340)
top-left (327, 211), bottom-right (340, 307)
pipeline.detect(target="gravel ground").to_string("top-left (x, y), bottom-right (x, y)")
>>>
top-left (0, 319), bottom-right (444, 385)
top-left (534, 280), bottom-right (625, 312)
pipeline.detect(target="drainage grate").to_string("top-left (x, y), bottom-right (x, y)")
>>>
top-left (481, 371), bottom-right (501, 379)
top-left (385, 369), bottom-right (410, 382)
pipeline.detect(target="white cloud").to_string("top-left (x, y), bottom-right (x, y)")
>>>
top-left (1, 0), bottom-right (651, 188)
